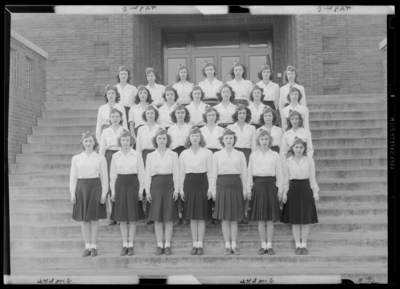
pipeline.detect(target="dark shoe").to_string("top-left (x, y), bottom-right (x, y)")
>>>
top-left (155, 247), bottom-right (163, 256)
top-left (243, 216), bottom-right (249, 224)
top-left (128, 247), bottom-right (134, 256)
top-left (258, 248), bottom-right (266, 255)
top-left (197, 247), bottom-right (204, 255)
top-left (268, 248), bottom-right (275, 255)
top-left (182, 219), bottom-right (189, 225)
top-left (109, 220), bottom-right (117, 226)
top-left (295, 247), bottom-right (302, 255)
top-left (120, 247), bottom-right (128, 256)
top-left (302, 248), bottom-right (308, 255)
top-left (223, 247), bottom-right (231, 255)
top-left (164, 247), bottom-right (172, 255)
top-left (90, 248), bottom-right (98, 257)
top-left (174, 218), bottom-right (183, 225)
top-left (231, 247), bottom-right (241, 255)
top-left (146, 220), bottom-right (154, 225)
top-left (82, 249), bottom-right (91, 257)
top-left (190, 247), bottom-right (198, 255)
top-left (214, 219), bottom-right (221, 225)
top-left (208, 218), bottom-right (215, 225)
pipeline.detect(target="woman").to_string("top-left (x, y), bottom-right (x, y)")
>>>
top-left (179, 126), bottom-right (213, 255)
top-left (226, 61), bottom-right (253, 106)
top-left (247, 84), bottom-right (268, 129)
top-left (281, 137), bottom-right (319, 255)
top-left (212, 128), bottom-right (247, 255)
top-left (198, 61), bottom-right (222, 106)
top-left (167, 104), bottom-right (191, 225)
top-left (214, 83), bottom-right (236, 128)
top-left (172, 64), bottom-right (194, 105)
top-left (70, 132), bottom-right (108, 257)
top-left (186, 85), bottom-right (207, 127)
top-left (115, 66), bottom-right (138, 125)
top-left (110, 129), bottom-right (145, 256)
top-left (280, 110), bottom-right (314, 160)
top-left (96, 85), bottom-right (128, 142)
top-left (279, 66), bottom-right (307, 114)
top-left (145, 67), bottom-right (166, 107)
top-left (256, 64), bottom-right (279, 110)
top-left (247, 129), bottom-right (283, 255)
top-left (99, 108), bottom-right (125, 226)
top-left (257, 106), bottom-right (283, 154)
top-left (145, 127), bottom-right (180, 255)
top-left (158, 85), bottom-right (179, 130)
top-left (281, 87), bottom-right (309, 132)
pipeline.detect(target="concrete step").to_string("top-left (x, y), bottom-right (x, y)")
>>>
top-left (316, 167), bottom-right (386, 179)
top-left (306, 102), bottom-right (386, 112)
top-left (309, 119), bottom-right (386, 129)
top-left (45, 101), bottom-right (104, 110)
top-left (27, 134), bottom-right (83, 144)
top-left (313, 147), bottom-right (386, 158)
top-left (309, 110), bottom-right (386, 120)
top-left (10, 218), bottom-right (387, 238)
top-left (314, 156), bottom-right (387, 168)
top-left (22, 143), bottom-right (82, 154)
top-left (37, 117), bottom-right (98, 127)
top-left (312, 137), bottom-right (386, 148)
top-left (10, 233), bottom-right (386, 255)
top-left (9, 250), bottom-right (387, 271)
top-left (16, 153), bottom-right (73, 165)
top-left (307, 93), bottom-right (385, 102)
top-left (317, 178), bottom-right (386, 192)
top-left (9, 164), bottom-right (72, 175)
top-left (32, 125), bottom-right (96, 136)
top-left (310, 127), bottom-right (386, 138)
top-left (42, 109), bottom-right (97, 118)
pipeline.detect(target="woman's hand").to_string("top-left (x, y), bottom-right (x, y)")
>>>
top-left (180, 193), bottom-right (185, 202)
top-left (100, 196), bottom-right (106, 204)
top-left (111, 195), bottom-right (115, 202)
top-left (138, 194), bottom-right (143, 201)
top-left (278, 193), bottom-right (283, 202)
top-left (173, 191), bottom-right (179, 202)
top-left (207, 191), bottom-right (212, 200)
top-left (146, 193), bottom-right (152, 203)
top-left (314, 196), bottom-right (319, 202)
top-left (212, 194), bottom-right (216, 202)
top-left (71, 196), bottom-right (76, 204)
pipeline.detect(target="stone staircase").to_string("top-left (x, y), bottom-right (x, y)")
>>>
top-left (8, 94), bottom-right (387, 283)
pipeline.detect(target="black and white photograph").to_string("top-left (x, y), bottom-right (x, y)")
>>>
top-left (4, 5), bottom-right (394, 284)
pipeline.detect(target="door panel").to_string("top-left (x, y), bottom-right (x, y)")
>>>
top-left (219, 55), bottom-right (241, 83)
top-left (248, 55), bottom-right (268, 84)
top-left (164, 57), bottom-right (189, 86)
top-left (192, 55), bottom-right (215, 85)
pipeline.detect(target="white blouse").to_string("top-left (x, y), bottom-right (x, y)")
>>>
top-left (136, 124), bottom-right (163, 152)
top-left (226, 79), bottom-right (253, 101)
top-left (186, 101), bottom-right (207, 126)
top-left (281, 104), bottom-right (310, 132)
top-left (179, 147), bottom-right (213, 194)
top-left (158, 103), bottom-right (175, 128)
top-left (173, 81), bottom-right (194, 105)
top-left (109, 148), bottom-right (145, 197)
top-left (167, 123), bottom-right (191, 150)
top-left (247, 149), bottom-right (283, 197)
top-left (200, 125), bottom-right (224, 150)
top-left (146, 83), bottom-right (166, 106)
top-left (211, 149), bottom-right (247, 198)
top-left (128, 103), bottom-right (158, 128)
top-left (227, 122), bottom-right (257, 151)
top-left (198, 78), bottom-right (223, 99)
top-left (99, 126), bottom-right (124, 156)
top-left (279, 83), bottom-right (307, 113)
top-left (69, 152), bottom-right (108, 197)
top-left (256, 81), bottom-right (280, 102)
top-left (280, 128), bottom-right (314, 160)
top-left (282, 156), bottom-right (319, 197)
top-left (145, 149), bottom-right (180, 194)
top-left (248, 102), bottom-right (267, 125)
top-left (214, 102), bottom-right (236, 124)
top-left (256, 126), bottom-right (283, 148)
top-left (115, 83), bottom-right (138, 108)
top-left (96, 103), bottom-right (128, 141)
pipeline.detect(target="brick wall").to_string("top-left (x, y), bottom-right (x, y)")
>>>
top-left (380, 38), bottom-right (387, 95)
top-left (8, 30), bottom-right (47, 164)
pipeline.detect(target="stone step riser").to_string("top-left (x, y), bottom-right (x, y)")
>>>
top-left (307, 103), bottom-right (387, 111)
top-left (309, 120), bottom-right (386, 129)
top-left (309, 128), bottom-right (385, 138)
top-left (313, 148), bottom-right (386, 158)
top-left (27, 135), bottom-right (83, 144)
top-left (315, 158), bottom-right (387, 168)
top-left (10, 255), bottom-right (387, 270)
top-left (316, 169), bottom-right (387, 179)
top-left (37, 118), bottom-right (98, 127)
top-left (312, 138), bottom-right (386, 148)
top-left (10, 238), bottom-right (387, 254)
top-left (32, 126), bottom-right (96, 136)
top-left (310, 111), bottom-right (386, 120)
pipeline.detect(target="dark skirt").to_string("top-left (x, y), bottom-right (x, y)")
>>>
top-left (235, 147), bottom-right (251, 166)
top-left (105, 150), bottom-right (119, 195)
top-left (249, 177), bottom-right (281, 222)
top-left (270, 146), bottom-right (279, 153)
top-left (262, 100), bottom-right (276, 111)
top-left (233, 99), bottom-right (249, 106)
top-left (183, 173), bottom-right (212, 220)
top-left (209, 148), bottom-right (221, 154)
top-left (141, 148), bottom-right (155, 219)
top-left (72, 178), bottom-right (107, 222)
top-left (124, 106), bottom-right (130, 124)
top-left (281, 179), bottom-right (318, 225)
top-left (172, 146), bottom-right (186, 157)
top-left (214, 174), bottom-right (245, 221)
top-left (218, 123), bottom-right (232, 129)
top-left (133, 124), bottom-right (144, 139)
top-left (148, 175), bottom-right (179, 223)
top-left (203, 98), bottom-right (219, 107)
top-left (110, 174), bottom-right (145, 222)
top-left (251, 123), bottom-right (261, 130)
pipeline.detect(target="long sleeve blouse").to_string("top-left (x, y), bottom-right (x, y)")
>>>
top-left (281, 103), bottom-right (310, 132)
top-left (248, 102), bottom-right (267, 125)
top-left (136, 124), bottom-right (163, 152)
top-left (198, 78), bottom-right (223, 99)
top-left (172, 81), bottom-right (194, 105)
top-left (227, 122), bottom-right (257, 151)
top-left (158, 103), bottom-right (175, 128)
top-left (69, 151), bottom-right (108, 197)
top-left (99, 126), bottom-right (124, 156)
top-left (214, 102), bottom-right (236, 124)
top-left (226, 79), bottom-right (253, 101)
top-left (256, 80), bottom-right (280, 102)
top-left (128, 103), bottom-right (158, 128)
top-left (279, 83), bottom-right (307, 113)
top-left (200, 125), bottom-right (224, 150)
top-left (167, 123), bottom-right (191, 150)
top-left (96, 103), bottom-right (128, 141)
top-left (146, 83), bottom-right (166, 106)
top-left (115, 83), bottom-right (138, 108)
top-left (280, 128), bottom-right (314, 160)
top-left (186, 101), bottom-right (207, 126)
top-left (256, 125), bottom-right (283, 148)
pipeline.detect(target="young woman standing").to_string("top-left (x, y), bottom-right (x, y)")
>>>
top-left (145, 67), bottom-right (166, 107)
top-left (158, 85), bottom-right (178, 130)
top-left (172, 64), bottom-right (194, 106)
top-left (198, 61), bottom-right (222, 107)
top-left (214, 83), bottom-right (236, 129)
top-left (247, 85), bottom-right (267, 129)
top-left (115, 66), bottom-right (138, 125)
top-left (279, 66), bottom-right (307, 114)
top-left (226, 61), bottom-right (253, 106)
top-left (186, 85), bottom-right (207, 127)
top-left (256, 64), bottom-right (279, 110)
top-left (257, 106), bottom-right (283, 154)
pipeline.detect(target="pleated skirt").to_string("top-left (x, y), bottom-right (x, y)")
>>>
top-left (142, 149), bottom-right (155, 218)
top-left (262, 100), bottom-right (276, 111)
top-left (249, 177), bottom-right (281, 222)
top-left (214, 174), bottom-right (245, 221)
top-left (270, 145), bottom-right (279, 153)
top-left (105, 149), bottom-right (119, 194)
top-left (209, 148), bottom-right (221, 154)
top-left (183, 173), bottom-right (212, 220)
top-left (172, 146), bottom-right (186, 157)
top-left (280, 179), bottom-right (318, 225)
top-left (110, 174), bottom-right (145, 222)
top-left (148, 174), bottom-right (179, 223)
top-left (203, 98), bottom-right (219, 107)
top-left (235, 147), bottom-right (251, 166)
top-left (72, 178), bottom-right (107, 222)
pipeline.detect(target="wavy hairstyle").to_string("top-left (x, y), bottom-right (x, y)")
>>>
top-left (104, 86), bottom-right (121, 103)
top-left (216, 85), bottom-right (236, 103)
top-left (80, 135), bottom-right (99, 151)
top-left (232, 106), bottom-right (252, 124)
top-left (170, 106), bottom-right (191, 124)
top-left (183, 131), bottom-right (206, 148)
top-left (134, 87), bottom-right (152, 105)
top-left (151, 133), bottom-right (172, 148)
top-left (229, 63), bottom-right (248, 79)
top-left (286, 111), bottom-right (304, 132)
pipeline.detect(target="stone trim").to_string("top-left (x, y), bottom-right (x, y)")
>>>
top-left (11, 29), bottom-right (48, 59)
top-left (379, 38), bottom-right (387, 50)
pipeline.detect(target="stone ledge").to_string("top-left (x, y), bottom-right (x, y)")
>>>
top-left (11, 29), bottom-right (48, 59)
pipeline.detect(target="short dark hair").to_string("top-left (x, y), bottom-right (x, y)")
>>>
top-left (257, 65), bottom-right (274, 81)
top-left (104, 86), bottom-right (121, 103)
top-left (142, 107), bottom-right (160, 122)
top-left (202, 108), bottom-right (220, 124)
top-left (117, 135), bottom-right (135, 147)
top-left (283, 66), bottom-right (299, 84)
top-left (259, 109), bottom-right (279, 127)
top-left (175, 68), bottom-right (191, 82)
top-left (286, 87), bottom-right (303, 103)
top-left (170, 106), bottom-right (191, 123)
top-left (109, 110), bottom-right (124, 126)
top-left (217, 85), bottom-right (236, 103)
top-left (232, 106), bottom-right (252, 124)
top-left (183, 132), bottom-right (206, 148)
top-left (152, 133), bottom-right (172, 148)
top-left (146, 69), bottom-right (160, 83)
top-left (230, 64), bottom-right (247, 79)
top-left (134, 87), bottom-right (152, 105)
top-left (219, 134), bottom-right (238, 147)
top-left (80, 135), bottom-right (99, 151)
top-left (286, 112), bottom-right (305, 131)
top-left (163, 87), bottom-right (179, 102)
top-left (249, 86), bottom-right (265, 102)
top-left (201, 63), bottom-right (217, 77)
top-left (256, 131), bottom-right (274, 148)
top-left (189, 87), bottom-right (205, 101)
top-left (288, 141), bottom-right (307, 157)
top-left (117, 68), bottom-right (132, 83)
